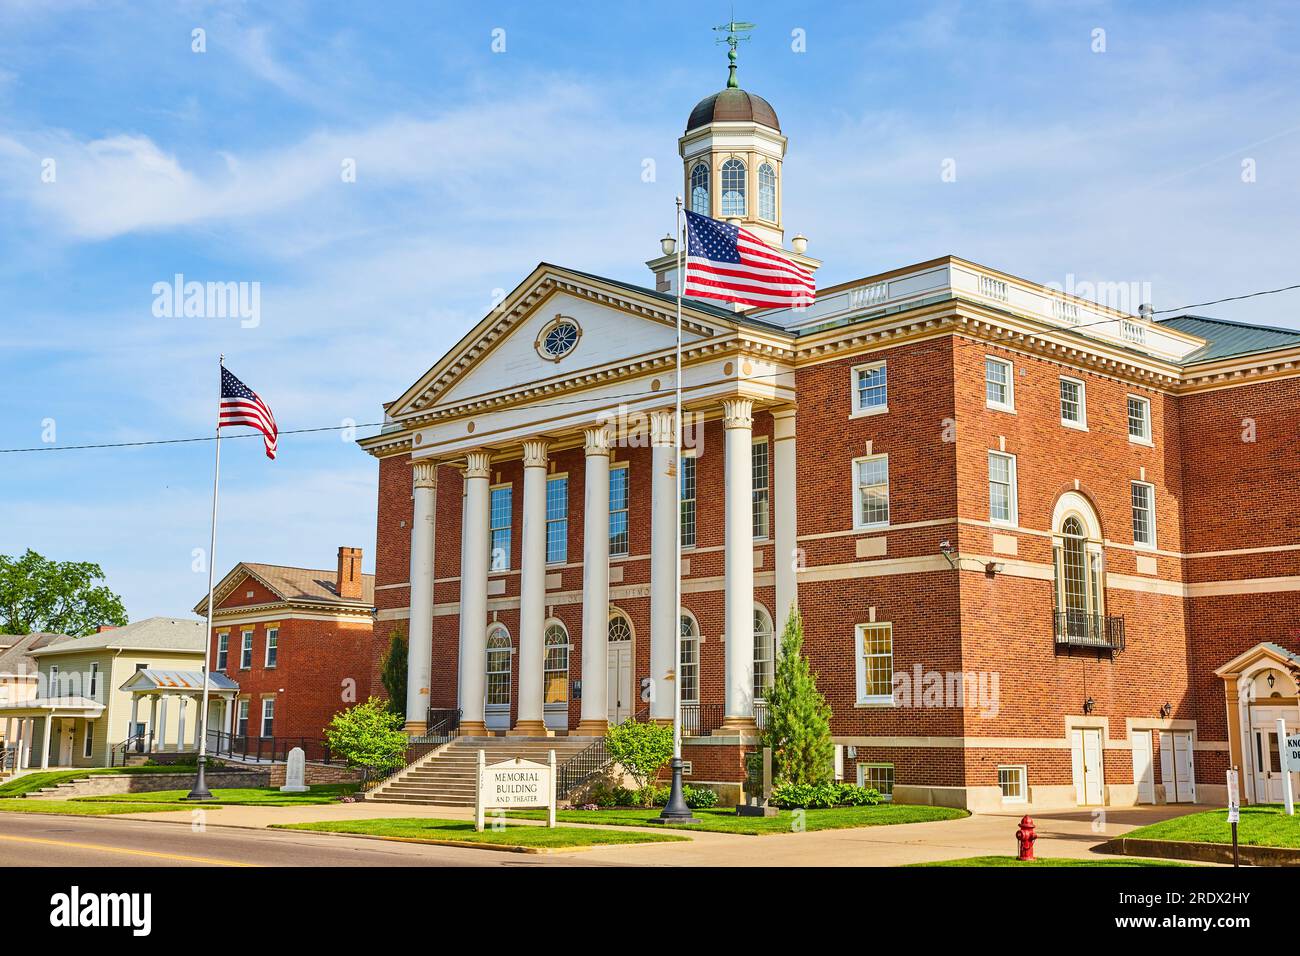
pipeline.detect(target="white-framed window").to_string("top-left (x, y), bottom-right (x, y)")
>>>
top-left (1127, 395), bottom-right (1152, 443)
top-left (240, 630), bottom-right (253, 669)
top-left (720, 158), bottom-right (746, 217)
top-left (853, 454), bottom-right (890, 529)
top-left (83, 720), bottom-right (95, 758)
top-left (216, 633), bottom-right (229, 671)
top-left (1131, 481), bottom-right (1156, 548)
top-left (88, 662), bottom-right (99, 698)
top-left (1059, 376), bottom-right (1086, 428)
top-left (486, 625), bottom-right (513, 707)
top-left (489, 484), bottom-right (512, 572)
top-left (609, 464), bottom-right (629, 557)
top-left (855, 622), bottom-right (894, 706)
top-left (752, 438), bottom-right (770, 540)
top-left (680, 615), bottom-right (699, 704)
top-left (851, 361), bottom-right (888, 416)
top-left (857, 762), bottom-right (895, 801)
top-left (265, 627), bottom-right (278, 668)
top-left (753, 605), bottom-right (775, 702)
top-left (690, 162), bottom-right (710, 215)
top-left (985, 356), bottom-right (1014, 411)
top-left (545, 475), bottom-right (568, 564)
top-left (758, 162), bottom-right (777, 221)
top-left (260, 697), bottom-right (275, 738)
top-left (1054, 512), bottom-right (1106, 623)
top-left (988, 451), bottom-right (1018, 526)
top-left (998, 764), bottom-right (1027, 802)
top-left (48, 665), bottom-right (59, 697)
top-left (543, 623), bottom-right (569, 706)
top-left (236, 698), bottom-right (250, 737)
top-left (680, 454), bottom-right (697, 548)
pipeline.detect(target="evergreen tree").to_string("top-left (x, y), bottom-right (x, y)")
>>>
top-left (760, 606), bottom-right (834, 785)
top-left (381, 628), bottom-right (408, 720)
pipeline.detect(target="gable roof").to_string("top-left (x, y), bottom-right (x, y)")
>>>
top-left (30, 617), bottom-right (205, 658)
top-left (195, 562), bottom-right (375, 616)
top-left (0, 632), bottom-right (73, 676)
top-left (119, 669), bottom-right (240, 693)
top-left (1158, 314), bottom-right (1300, 364)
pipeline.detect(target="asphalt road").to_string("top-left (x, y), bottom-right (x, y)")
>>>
top-left (0, 812), bottom-right (607, 868)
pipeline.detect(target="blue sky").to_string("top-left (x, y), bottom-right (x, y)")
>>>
top-left (2, 0), bottom-right (1298, 621)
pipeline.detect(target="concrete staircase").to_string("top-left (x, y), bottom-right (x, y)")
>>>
top-left (368, 736), bottom-right (598, 807)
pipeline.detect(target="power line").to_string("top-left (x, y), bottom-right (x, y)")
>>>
top-left (1151, 283), bottom-right (1300, 314)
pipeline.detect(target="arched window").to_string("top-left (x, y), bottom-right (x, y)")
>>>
top-left (680, 615), bottom-right (699, 704)
top-left (758, 163), bottom-right (776, 221)
top-left (721, 158), bottom-right (746, 217)
top-left (753, 606), bottom-right (775, 701)
top-left (485, 625), bottom-right (512, 707)
top-left (1052, 496), bottom-right (1108, 646)
top-left (690, 162), bottom-right (710, 215)
top-left (608, 613), bottom-right (632, 644)
top-left (543, 623), bottom-right (569, 706)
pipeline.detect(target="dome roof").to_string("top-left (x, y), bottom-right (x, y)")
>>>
top-left (686, 88), bottom-right (780, 132)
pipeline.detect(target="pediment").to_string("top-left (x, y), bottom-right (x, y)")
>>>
top-left (386, 265), bottom-right (740, 419)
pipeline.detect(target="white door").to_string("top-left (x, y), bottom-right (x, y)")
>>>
top-left (1158, 731), bottom-right (1196, 803)
top-left (58, 720), bottom-right (74, 765)
top-left (1252, 727), bottom-right (1285, 803)
top-left (1131, 730), bottom-right (1156, 804)
top-left (1071, 728), bottom-right (1105, 805)
top-left (606, 642), bottom-right (633, 725)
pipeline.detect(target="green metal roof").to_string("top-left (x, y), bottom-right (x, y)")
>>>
top-left (1158, 314), bottom-right (1300, 364)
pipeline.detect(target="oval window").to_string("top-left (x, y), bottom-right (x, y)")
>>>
top-left (539, 318), bottom-right (580, 359)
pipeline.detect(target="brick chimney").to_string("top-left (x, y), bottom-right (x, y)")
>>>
top-left (336, 546), bottom-right (363, 601)
top-left (96, 625), bottom-right (119, 633)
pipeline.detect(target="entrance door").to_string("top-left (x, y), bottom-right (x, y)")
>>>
top-left (1131, 730), bottom-right (1156, 804)
top-left (1252, 727), bottom-right (1285, 803)
top-left (58, 720), bottom-right (74, 765)
top-left (1071, 728), bottom-right (1105, 805)
top-left (606, 641), bottom-right (633, 725)
top-left (1159, 731), bottom-right (1196, 803)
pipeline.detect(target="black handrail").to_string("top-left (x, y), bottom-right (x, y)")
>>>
top-left (680, 702), bottom-right (725, 736)
top-left (1054, 610), bottom-right (1125, 651)
top-left (363, 709), bottom-right (463, 792)
top-left (556, 737), bottom-right (609, 797)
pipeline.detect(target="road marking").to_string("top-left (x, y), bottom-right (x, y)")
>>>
top-left (0, 833), bottom-right (259, 867)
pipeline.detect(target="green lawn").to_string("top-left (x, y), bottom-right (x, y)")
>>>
top-left (507, 803), bottom-right (967, 835)
top-left (0, 798), bottom-right (202, 816)
top-left (274, 817), bottom-right (690, 849)
top-left (73, 784), bottom-right (356, 807)
top-left (0, 764), bottom-right (199, 798)
top-left (914, 855), bottom-right (1192, 867)
top-left (1124, 804), bottom-right (1300, 848)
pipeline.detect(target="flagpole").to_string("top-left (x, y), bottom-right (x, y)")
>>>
top-left (186, 355), bottom-right (223, 801)
top-left (656, 197), bottom-right (697, 823)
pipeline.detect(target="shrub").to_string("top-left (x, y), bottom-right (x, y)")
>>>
top-left (769, 782), bottom-right (882, 809)
top-left (761, 607), bottom-right (835, 786)
top-left (324, 697), bottom-right (408, 777)
top-left (603, 720), bottom-right (674, 799)
top-left (380, 628), bottom-right (408, 719)
top-left (642, 783), bottom-right (719, 809)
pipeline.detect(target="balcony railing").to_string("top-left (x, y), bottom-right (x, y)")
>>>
top-left (1054, 610), bottom-right (1125, 652)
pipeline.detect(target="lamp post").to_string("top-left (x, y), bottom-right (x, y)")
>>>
top-left (652, 199), bottom-right (699, 825)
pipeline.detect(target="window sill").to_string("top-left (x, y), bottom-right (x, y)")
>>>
top-left (850, 406), bottom-right (889, 420)
top-left (986, 403), bottom-right (1016, 414)
top-left (855, 696), bottom-right (895, 708)
top-left (1133, 541), bottom-right (1158, 552)
top-left (1061, 420), bottom-right (1088, 432)
top-left (1128, 436), bottom-right (1154, 447)
top-left (853, 523), bottom-right (890, 533)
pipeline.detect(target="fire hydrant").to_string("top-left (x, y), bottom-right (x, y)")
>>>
top-left (1015, 815), bottom-right (1037, 861)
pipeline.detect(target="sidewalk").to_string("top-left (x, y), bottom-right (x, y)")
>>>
top-left (110, 800), bottom-right (1209, 866)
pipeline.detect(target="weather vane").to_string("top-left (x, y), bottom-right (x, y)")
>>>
top-left (713, 14), bottom-right (756, 89)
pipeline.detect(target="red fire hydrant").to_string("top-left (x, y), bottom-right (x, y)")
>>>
top-left (1015, 815), bottom-right (1037, 861)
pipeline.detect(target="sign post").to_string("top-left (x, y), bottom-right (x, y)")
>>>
top-left (474, 749), bottom-right (557, 832)
top-left (1277, 718), bottom-right (1295, 815)
top-left (1225, 768), bottom-right (1240, 868)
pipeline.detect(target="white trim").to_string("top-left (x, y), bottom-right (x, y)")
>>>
top-left (1126, 394), bottom-right (1153, 445)
top-left (849, 360), bottom-right (889, 418)
top-left (854, 621), bottom-right (894, 707)
top-left (1058, 375), bottom-right (1087, 430)
top-left (987, 450), bottom-right (1018, 527)
top-left (851, 453), bottom-right (890, 530)
top-left (998, 763), bottom-right (1028, 803)
top-left (984, 355), bottom-right (1015, 412)
top-left (1130, 479), bottom-right (1157, 550)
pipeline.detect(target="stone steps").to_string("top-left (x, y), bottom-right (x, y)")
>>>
top-left (367, 736), bottom-right (599, 806)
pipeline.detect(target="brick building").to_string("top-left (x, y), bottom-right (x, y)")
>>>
top-left (195, 548), bottom-right (377, 745)
top-left (358, 68), bottom-right (1300, 810)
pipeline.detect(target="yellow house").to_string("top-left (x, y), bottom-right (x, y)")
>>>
top-left (0, 617), bottom-right (207, 769)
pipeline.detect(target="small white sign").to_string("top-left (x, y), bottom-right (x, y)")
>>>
top-left (475, 750), bottom-right (556, 832)
top-left (1286, 734), bottom-right (1300, 766)
top-left (1226, 769), bottom-right (1240, 824)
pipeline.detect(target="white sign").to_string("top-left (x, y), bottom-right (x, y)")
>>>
top-left (1286, 734), bottom-right (1300, 766)
top-left (475, 750), bottom-right (556, 831)
top-left (1226, 769), bottom-right (1240, 824)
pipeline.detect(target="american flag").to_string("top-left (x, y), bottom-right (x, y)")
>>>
top-left (219, 366), bottom-right (278, 459)
top-left (684, 209), bottom-right (815, 308)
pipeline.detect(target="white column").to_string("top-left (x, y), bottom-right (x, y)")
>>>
top-left (649, 410), bottom-right (677, 723)
top-left (722, 398), bottom-right (756, 731)
top-left (405, 459), bottom-right (439, 734)
top-left (149, 697), bottom-right (158, 750)
top-left (159, 698), bottom-right (169, 750)
top-left (456, 450), bottom-right (493, 735)
top-left (129, 694), bottom-right (140, 737)
top-left (577, 426), bottom-right (612, 736)
top-left (192, 697), bottom-right (203, 749)
top-left (514, 439), bottom-right (551, 735)
top-left (177, 698), bottom-right (187, 752)
top-left (39, 714), bottom-right (51, 769)
top-left (772, 407), bottom-right (799, 640)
